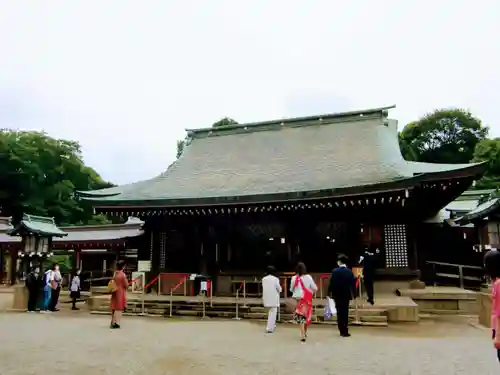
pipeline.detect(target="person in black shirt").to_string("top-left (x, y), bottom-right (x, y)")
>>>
top-left (328, 254), bottom-right (356, 337)
top-left (25, 267), bottom-right (42, 312)
top-left (359, 245), bottom-right (380, 305)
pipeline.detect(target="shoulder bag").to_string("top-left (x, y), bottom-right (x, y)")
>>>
top-left (107, 272), bottom-right (118, 293)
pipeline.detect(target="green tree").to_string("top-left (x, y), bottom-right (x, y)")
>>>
top-left (399, 109), bottom-right (488, 163)
top-left (0, 130), bottom-right (115, 225)
top-left (472, 138), bottom-right (500, 189)
top-left (176, 117), bottom-right (238, 159)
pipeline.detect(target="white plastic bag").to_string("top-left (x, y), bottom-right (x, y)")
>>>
top-left (324, 297), bottom-right (337, 320)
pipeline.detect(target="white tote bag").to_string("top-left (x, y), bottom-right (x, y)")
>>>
top-left (324, 297), bottom-right (337, 320)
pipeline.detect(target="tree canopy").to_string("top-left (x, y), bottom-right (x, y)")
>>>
top-left (176, 117), bottom-right (239, 159)
top-left (472, 138), bottom-right (500, 189)
top-left (398, 108), bottom-right (500, 189)
top-left (399, 109), bottom-right (488, 164)
top-left (0, 130), bottom-right (114, 225)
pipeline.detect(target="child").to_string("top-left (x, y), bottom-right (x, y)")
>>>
top-left (484, 249), bottom-right (500, 362)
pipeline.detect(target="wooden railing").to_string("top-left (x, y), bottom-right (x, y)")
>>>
top-left (426, 261), bottom-right (484, 288)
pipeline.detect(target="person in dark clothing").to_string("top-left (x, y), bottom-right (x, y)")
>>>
top-left (359, 245), bottom-right (380, 305)
top-left (328, 254), bottom-right (356, 337)
top-left (25, 267), bottom-right (42, 312)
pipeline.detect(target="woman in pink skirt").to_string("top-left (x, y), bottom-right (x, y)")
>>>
top-left (110, 260), bottom-right (128, 329)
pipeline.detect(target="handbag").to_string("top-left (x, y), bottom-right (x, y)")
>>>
top-left (324, 297), bottom-right (337, 320)
top-left (284, 298), bottom-right (298, 313)
top-left (107, 273), bottom-right (118, 293)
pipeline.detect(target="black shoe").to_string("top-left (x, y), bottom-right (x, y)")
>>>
top-left (367, 299), bottom-right (374, 305)
top-left (110, 323), bottom-right (120, 329)
top-left (71, 307), bottom-right (79, 310)
top-left (340, 333), bottom-right (351, 337)
top-left (300, 338), bottom-right (306, 342)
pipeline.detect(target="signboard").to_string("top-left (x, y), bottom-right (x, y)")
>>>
top-left (137, 260), bottom-right (151, 272)
top-left (131, 272), bottom-right (145, 293)
top-left (200, 281), bottom-right (208, 292)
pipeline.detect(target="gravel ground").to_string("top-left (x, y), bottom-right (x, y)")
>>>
top-left (0, 312), bottom-right (498, 375)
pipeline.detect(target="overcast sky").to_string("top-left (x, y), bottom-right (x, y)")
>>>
top-left (0, 1), bottom-right (498, 184)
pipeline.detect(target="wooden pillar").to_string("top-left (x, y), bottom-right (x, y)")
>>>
top-left (406, 223), bottom-right (419, 275)
top-left (75, 248), bottom-right (82, 270)
top-left (10, 248), bottom-right (17, 285)
top-left (0, 247), bottom-right (4, 284)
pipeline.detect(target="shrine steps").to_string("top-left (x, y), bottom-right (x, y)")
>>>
top-left (396, 287), bottom-right (478, 315)
top-left (87, 294), bottom-right (420, 326)
top-left (89, 302), bottom-right (389, 326)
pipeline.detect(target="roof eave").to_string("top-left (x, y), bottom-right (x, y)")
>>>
top-left (83, 162), bottom-right (486, 209)
top-left (7, 223), bottom-right (68, 238)
top-left (455, 198), bottom-right (500, 225)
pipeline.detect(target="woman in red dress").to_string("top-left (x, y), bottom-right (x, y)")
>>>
top-left (110, 260), bottom-right (128, 329)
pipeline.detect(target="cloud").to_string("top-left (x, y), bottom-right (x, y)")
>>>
top-left (0, 0), bottom-right (499, 184)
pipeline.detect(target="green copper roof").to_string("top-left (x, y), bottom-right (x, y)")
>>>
top-left (455, 198), bottom-right (500, 225)
top-left (7, 214), bottom-right (67, 237)
top-left (79, 106), bottom-right (487, 207)
top-left (0, 217), bottom-right (12, 231)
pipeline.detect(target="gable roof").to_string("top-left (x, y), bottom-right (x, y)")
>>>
top-left (0, 217), bottom-right (12, 231)
top-left (7, 214), bottom-right (67, 237)
top-left (79, 106), bottom-right (486, 207)
top-left (455, 197), bottom-right (500, 225)
top-left (0, 217), bottom-right (143, 245)
top-left (54, 217), bottom-right (143, 243)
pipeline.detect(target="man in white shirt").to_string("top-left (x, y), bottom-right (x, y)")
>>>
top-left (261, 266), bottom-right (282, 333)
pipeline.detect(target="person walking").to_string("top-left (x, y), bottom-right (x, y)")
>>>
top-left (110, 260), bottom-right (128, 329)
top-left (70, 270), bottom-right (81, 310)
top-left (48, 263), bottom-right (62, 312)
top-left (290, 262), bottom-right (317, 342)
top-left (328, 254), bottom-right (356, 337)
top-left (262, 266), bottom-right (282, 333)
top-left (359, 245), bottom-right (379, 305)
top-left (484, 249), bottom-right (500, 363)
top-left (25, 267), bottom-right (42, 312)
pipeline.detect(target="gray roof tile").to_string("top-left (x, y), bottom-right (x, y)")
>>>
top-left (79, 106), bottom-right (485, 206)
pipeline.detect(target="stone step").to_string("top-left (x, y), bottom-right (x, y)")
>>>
top-left (419, 308), bottom-right (475, 315)
top-left (124, 298), bottom-right (359, 308)
top-left (90, 309), bottom-right (388, 326)
top-left (124, 301), bottom-right (386, 314)
top-left (93, 305), bottom-right (388, 322)
top-left (123, 303), bottom-right (386, 317)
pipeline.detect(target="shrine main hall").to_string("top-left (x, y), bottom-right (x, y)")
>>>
top-left (78, 106), bottom-right (486, 292)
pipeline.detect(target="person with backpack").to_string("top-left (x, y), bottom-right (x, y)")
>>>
top-left (289, 262), bottom-right (317, 342)
top-left (40, 267), bottom-right (54, 313)
top-left (25, 267), bottom-right (42, 312)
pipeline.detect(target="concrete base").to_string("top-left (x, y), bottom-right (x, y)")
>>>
top-left (12, 285), bottom-right (27, 311)
top-left (478, 292), bottom-right (492, 328)
top-left (397, 287), bottom-right (478, 315)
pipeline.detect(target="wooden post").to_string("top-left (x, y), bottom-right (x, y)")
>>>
top-left (10, 248), bottom-right (17, 285)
